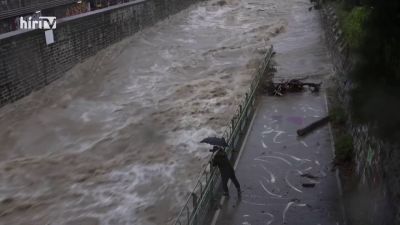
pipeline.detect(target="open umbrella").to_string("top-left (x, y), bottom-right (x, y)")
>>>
top-left (200, 137), bottom-right (228, 147)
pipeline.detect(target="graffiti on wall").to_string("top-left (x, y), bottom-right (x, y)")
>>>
top-left (352, 125), bottom-right (383, 188)
top-left (322, 6), bottom-right (398, 224)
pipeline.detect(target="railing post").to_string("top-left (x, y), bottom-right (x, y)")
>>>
top-left (231, 119), bottom-right (235, 134)
top-left (199, 182), bottom-right (203, 199)
top-left (186, 206), bottom-right (190, 225)
top-left (191, 193), bottom-right (198, 225)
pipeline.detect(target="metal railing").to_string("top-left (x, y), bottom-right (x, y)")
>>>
top-left (173, 45), bottom-right (274, 225)
top-left (0, 0), bottom-right (134, 20)
top-left (0, 0), bottom-right (77, 19)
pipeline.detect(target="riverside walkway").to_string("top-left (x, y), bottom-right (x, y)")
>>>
top-left (209, 0), bottom-right (345, 224)
top-left (211, 93), bottom-right (344, 225)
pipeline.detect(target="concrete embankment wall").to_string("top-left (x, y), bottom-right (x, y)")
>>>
top-left (320, 6), bottom-right (399, 225)
top-left (0, 0), bottom-right (202, 107)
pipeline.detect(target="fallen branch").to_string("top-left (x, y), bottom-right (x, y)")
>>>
top-left (297, 116), bottom-right (330, 136)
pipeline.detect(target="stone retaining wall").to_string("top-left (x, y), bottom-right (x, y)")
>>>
top-left (320, 5), bottom-right (399, 225)
top-left (0, 0), bottom-right (202, 107)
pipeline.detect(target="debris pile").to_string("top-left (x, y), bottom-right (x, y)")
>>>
top-left (267, 79), bottom-right (322, 96)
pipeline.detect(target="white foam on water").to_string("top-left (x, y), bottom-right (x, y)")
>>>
top-left (64, 163), bottom-right (176, 225)
top-left (167, 126), bottom-right (217, 155)
top-left (0, 0), bottom-right (293, 223)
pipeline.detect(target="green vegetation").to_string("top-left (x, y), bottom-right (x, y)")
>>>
top-left (329, 106), bottom-right (347, 126)
top-left (342, 7), bottom-right (370, 49)
top-left (335, 134), bottom-right (354, 162)
top-left (350, 0), bottom-right (400, 140)
top-left (332, 2), bottom-right (370, 49)
top-left (330, 0), bottom-right (400, 140)
top-left (329, 104), bottom-right (354, 163)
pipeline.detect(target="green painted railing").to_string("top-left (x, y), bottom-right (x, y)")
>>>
top-left (173, 45), bottom-right (274, 225)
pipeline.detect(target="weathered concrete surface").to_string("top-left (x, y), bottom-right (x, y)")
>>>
top-left (214, 93), bottom-right (343, 225)
top-left (212, 0), bottom-right (344, 224)
top-left (0, 0), bottom-right (201, 107)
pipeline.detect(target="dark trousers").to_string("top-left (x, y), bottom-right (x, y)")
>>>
top-left (221, 173), bottom-right (241, 193)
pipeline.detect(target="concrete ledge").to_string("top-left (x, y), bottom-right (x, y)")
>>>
top-left (0, 0), bottom-right (147, 41)
top-left (0, 0), bottom-right (203, 107)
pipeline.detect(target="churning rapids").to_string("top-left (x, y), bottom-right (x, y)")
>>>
top-left (0, 0), bottom-right (305, 224)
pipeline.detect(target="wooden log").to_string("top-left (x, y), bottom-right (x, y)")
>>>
top-left (297, 116), bottom-right (330, 136)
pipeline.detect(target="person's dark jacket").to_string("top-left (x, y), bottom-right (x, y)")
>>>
top-left (212, 149), bottom-right (235, 177)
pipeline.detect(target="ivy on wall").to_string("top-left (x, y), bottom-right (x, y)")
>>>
top-left (342, 6), bottom-right (370, 49)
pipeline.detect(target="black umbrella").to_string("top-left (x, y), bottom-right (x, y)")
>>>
top-left (200, 137), bottom-right (228, 147)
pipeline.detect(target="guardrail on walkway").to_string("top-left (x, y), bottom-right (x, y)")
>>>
top-left (173, 45), bottom-right (274, 225)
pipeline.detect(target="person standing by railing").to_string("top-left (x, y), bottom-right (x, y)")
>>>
top-left (211, 146), bottom-right (241, 197)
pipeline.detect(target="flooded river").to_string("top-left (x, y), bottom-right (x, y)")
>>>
top-left (0, 0), bottom-right (304, 224)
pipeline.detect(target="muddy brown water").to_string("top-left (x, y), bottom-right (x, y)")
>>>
top-left (0, 0), bottom-right (303, 224)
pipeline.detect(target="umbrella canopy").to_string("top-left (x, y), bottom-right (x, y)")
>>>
top-left (200, 137), bottom-right (228, 147)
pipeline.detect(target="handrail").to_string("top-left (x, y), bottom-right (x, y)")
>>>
top-left (173, 45), bottom-right (274, 225)
top-left (0, 0), bottom-right (135, 20)
top-left (0, 0), bottom-right (77, 19)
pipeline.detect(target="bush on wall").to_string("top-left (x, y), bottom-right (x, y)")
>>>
top-left (342, 6), bottom-right (370, 49)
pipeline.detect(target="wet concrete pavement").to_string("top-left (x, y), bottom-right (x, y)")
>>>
top-left (213, 93), bottom-right (344, 225)
top-left (212, 1), bottom-right (344, 225)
